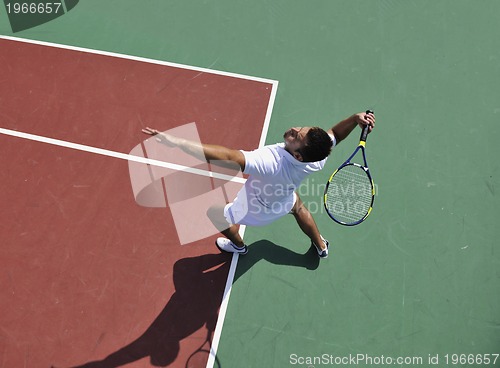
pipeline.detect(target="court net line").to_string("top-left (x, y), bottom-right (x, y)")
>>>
top-left (0, 128), bottom-right (247, 184)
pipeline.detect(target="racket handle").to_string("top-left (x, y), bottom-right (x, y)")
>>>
top-left (360, 110), bottom-right (373, 142)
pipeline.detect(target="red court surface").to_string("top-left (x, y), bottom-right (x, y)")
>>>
top-left (0, 38), bottom-right (274, 367)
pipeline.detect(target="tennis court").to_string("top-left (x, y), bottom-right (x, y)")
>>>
top-left (1, 1), bottom-right (499, 367)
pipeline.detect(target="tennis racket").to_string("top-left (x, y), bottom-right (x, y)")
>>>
top-left (324, 110), bottom-right (375, 226)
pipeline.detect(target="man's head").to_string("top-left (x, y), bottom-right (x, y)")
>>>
top-left (283, 126), bottom-right (333, 162)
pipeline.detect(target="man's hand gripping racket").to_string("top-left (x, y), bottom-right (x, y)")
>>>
top-left (324, 110), bottom-right (376, 226)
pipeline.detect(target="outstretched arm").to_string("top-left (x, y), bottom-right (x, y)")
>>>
top-left (142, 127), bottom-right (246, 170)
top-left (327, 111), bottom-right (375, 144)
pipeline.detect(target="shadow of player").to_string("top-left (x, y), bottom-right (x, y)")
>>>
top-left (62, 240), bottom-right (319, 368)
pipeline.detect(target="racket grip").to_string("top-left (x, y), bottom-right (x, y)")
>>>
top-left (360, 110), bottom-right (373, 142)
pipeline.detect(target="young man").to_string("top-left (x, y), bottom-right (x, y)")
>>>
top-left (143, 111), bottom-right (375, 259)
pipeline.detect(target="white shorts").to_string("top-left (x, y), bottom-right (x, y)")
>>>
top-left (223, 192), bottom-right (298, 227)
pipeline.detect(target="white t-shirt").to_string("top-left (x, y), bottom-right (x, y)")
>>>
top-left (224, 135), bottom-right (336, 226)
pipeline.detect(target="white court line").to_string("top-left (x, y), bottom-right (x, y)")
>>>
top-left (0, 35), bottom-right (278, 368)
top-left (206, 59), bottom-right (277, 368)
top-left (0, 35), bottom-right (278, 85)
top-left (0, 128), bottom-right (247, 184)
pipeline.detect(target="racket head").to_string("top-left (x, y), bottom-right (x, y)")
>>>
top-left (324, 162), bottom-right (375, 226)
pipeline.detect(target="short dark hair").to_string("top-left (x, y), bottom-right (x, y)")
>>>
top-left (299, 127), bottom-right (333, 162)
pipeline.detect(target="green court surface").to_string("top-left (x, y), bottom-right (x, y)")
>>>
top-left (2, 1), bottom-right (499, 367)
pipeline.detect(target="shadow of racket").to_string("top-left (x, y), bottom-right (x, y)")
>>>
top-left (185, 326), bottom-right (221, 368)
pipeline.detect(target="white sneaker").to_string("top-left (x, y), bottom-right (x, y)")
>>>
top-left (312, 236), bottom-right (329, 259)
top-left (215, 238), bottom-right (248, 255)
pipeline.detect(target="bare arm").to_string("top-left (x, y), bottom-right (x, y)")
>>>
top-left (327, 111), bottom-right (375, 144)
top-left (142, 128), bottom-right (246, 170)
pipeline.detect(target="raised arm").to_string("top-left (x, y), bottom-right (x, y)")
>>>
top-left (142, 127), bottom-right (246, 170)
top-left (327, 111), bottom-right (375, 144)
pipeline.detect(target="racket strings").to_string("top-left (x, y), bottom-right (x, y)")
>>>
top-left (325, 164), bottom-right (373, 224)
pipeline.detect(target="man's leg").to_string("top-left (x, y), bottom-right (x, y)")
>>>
top-left (220, 224), bottom-right (245, 247)
top-left (207, 205), bottom-right (245, 248)
top-left (290, 194), bottom-right (327, 251)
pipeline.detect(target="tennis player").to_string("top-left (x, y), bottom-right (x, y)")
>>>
top-left (143, 111), bottom-right (375, 259)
